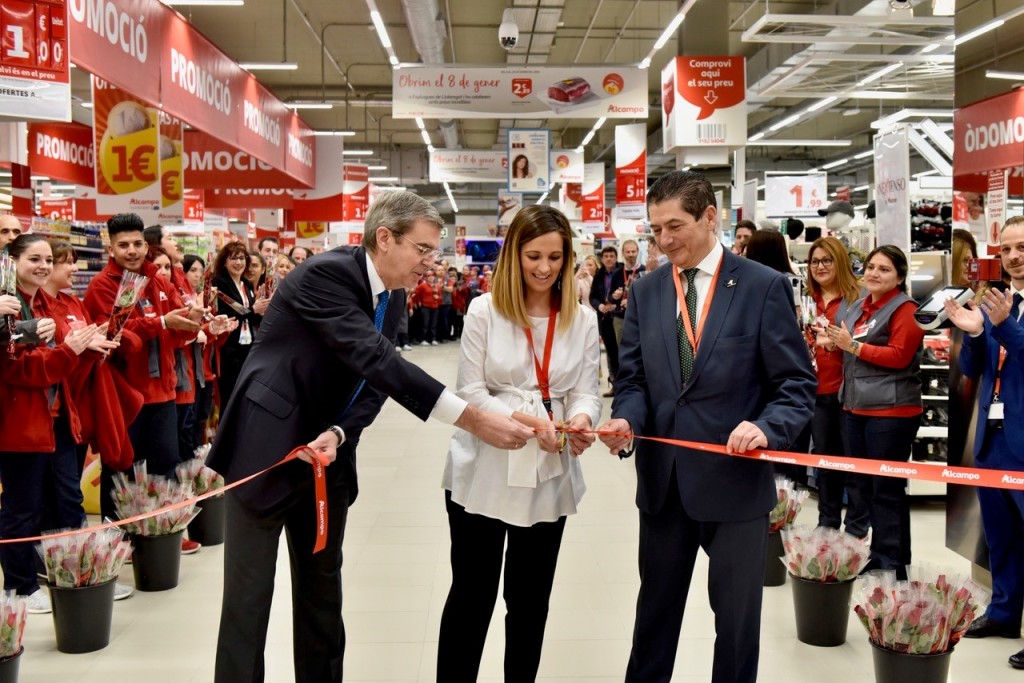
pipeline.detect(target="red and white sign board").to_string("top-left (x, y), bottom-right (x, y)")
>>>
top-left (38, 197), bottom-right (73, 221)
top-left (430, 149), bottom-right (508, 184)
top-left (764, 173), bottom-right (827, 218)
top-left (615, 123), bottom-right (646, 207)
top-left (988, 170), bottom-right (1007, 255)
top-left (204, 187), bottom-right (294, 210)
top-left (560, 183), bottom-right (582, 221)
top-left (953, 89), bottom-right (1024, 177)
top-left (183, 131), bottom-right (310, 190)
top-left (291, 137), bottom-right (343, 223)
top-left (549, 148), bottom-right (583, 185)
top-left (92, 78), bottom-right (162, 221)
top-left (0, 0), bottom-right (71, 121)
top-left (28, 122), bottom-right (94, 186)
top-left (183, 188), bottom-right (203, 229)
top-left (661, 56), bottom-right (746, 152)
top-left (581, 163), bottom-right (605, 229)
top-left (394, 66), bottom-right (647, 120)
top-left (342, 164), bottom-right (369, 223)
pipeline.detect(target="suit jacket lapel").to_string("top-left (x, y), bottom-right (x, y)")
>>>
top-left (682, 251), bottom-right (740, 394)
top-left (658, 266), bottom-right (682, 384)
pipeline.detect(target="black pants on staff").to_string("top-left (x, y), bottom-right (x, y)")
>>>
top-left (215, 474), bottom-right (351, 683)
top-left (437, 491), bottom-right (566, 683)
top-left (626, 466), bottom-right (768, 683)
top-left (814, 393), bottom-right (868, 537)
top-left (598, 313), bottom-right (620, 381)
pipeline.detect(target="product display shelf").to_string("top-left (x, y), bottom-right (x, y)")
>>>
top-left (31, 218), bottom-right (109, 296)
top-left (910, 331), bottom-right (951, 496)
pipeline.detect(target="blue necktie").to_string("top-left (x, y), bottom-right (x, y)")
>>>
top-left (341, 291), bottom-right (390, 416)
top-left (1012, 292), bottom-right (1022, 322)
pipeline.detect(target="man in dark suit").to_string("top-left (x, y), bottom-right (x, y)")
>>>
top-left (208, 191), bottom-right (533, 683)
top-left (598, 171), bottom-right (816, 683)
top-left (589, 245), bottom-right (625, 395)
top-left (946, 216), bottom-right (1024, 664)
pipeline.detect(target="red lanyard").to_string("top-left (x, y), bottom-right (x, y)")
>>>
top-left (995, 347), bottom-right (1008, 399)
top-left (523, 303), bottom-right (558, 421)
top-left (670, 259), bottom-right (723, 354)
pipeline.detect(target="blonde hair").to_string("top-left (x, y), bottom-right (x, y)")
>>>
top-left (491, 205), bottom-right (578, 333)
top-left (583, 254), bottom-right (600, 274)
top-left (806, 236), bottom-right (860, 303)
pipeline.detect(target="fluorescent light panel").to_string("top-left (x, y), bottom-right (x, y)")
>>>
top-left (954, 19), bottom-right (1004, 46)
top-left (369, 10), bottom-right (392, 48)
top-left (653, 11), bottom-right (686, 51)
top-left (821, 158), bottom-right (849, 170)
top-left (342, 150), bottom-right (373, 156)
top-left (750, 139), bottom-right (851, 147)
top-left (312, 131), bottom-right (356, 136)
top-left (285, 103), bottom-right (333, 110)
top-left (420, 130), bottom-right (432, 145)
top-left (769, 114), bottom-right (800, 132)
top-left (366, 165), bottom-right (388, 171)
top-left (163, 0), bottom-right (243, 5)
top-left (370, 176), bottom-right (399, 183)
top-left (987, 70), bottom-right (1024, 81)
top-left (239, 62), bottom-right (297, 70)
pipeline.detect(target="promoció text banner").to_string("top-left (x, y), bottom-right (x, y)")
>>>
top-left (28, 121), bottom-right (94, 186)
top-left (393, 66), bottom-right (647, 119)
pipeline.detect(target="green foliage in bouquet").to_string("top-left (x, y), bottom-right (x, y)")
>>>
top-left (782, 525), bottom-right (871, 582)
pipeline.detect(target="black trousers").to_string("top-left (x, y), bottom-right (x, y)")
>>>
top-left (437, 491), bottom-right (566, 683)
top-left (214, 475), bottom-right (350, 683)
top-left (417, 307), bottom-right (438, 343)
top-left (626, 469), bottom-right (767, 683)
top-left (813, 393), bottom-right (868, 536)
top-left (598, 314), bottom-right (620, 381)
top-left (436, 304), bottom-right (452, 341)
top-left (101, 400), bottom-right (179, 522)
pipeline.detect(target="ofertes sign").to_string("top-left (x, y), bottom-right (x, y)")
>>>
top-left (0, 0), bottom-right (70, 121)
top-left (508, 128), bottom-right (550, 194)
top-left (342, 164), bottom-right (369, 223)
top-left (28, 122), bottom-right (94, 186)
top-left (92, 77), bottom-right (162, 221)
top-left (874, 125), bottom-right (911, 252)
top-left (550, 149), bottom-right (583, 185)
top-left (581, 163), bottom-right (605, 228)
top-left (615, 123), bottom-right (646, 207)
top-left (662, 56), bottom-right (746, 152)
top-left (764, 173), bottom-right (828, 218)
top-left (430, 149), bottom-right (507, 184)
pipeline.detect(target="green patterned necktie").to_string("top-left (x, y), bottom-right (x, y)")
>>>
top-left (677, 268), bottom-right (699, 386)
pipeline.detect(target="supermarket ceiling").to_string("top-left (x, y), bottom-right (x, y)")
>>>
top-left (66, 0), bottom-right (978, 204)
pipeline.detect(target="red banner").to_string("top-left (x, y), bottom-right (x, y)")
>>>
top-left (614, 123), bottom-right (646, 207)
top-left (342, 164), bottom-right (369, 222)
top-left (28, 122), bottom-right (94, 186)
top-left (581, 163), bottom-right (605, 225)
top-left (0, 0), bottom-right (71, 120)
top-left (183, 131), bottom-right (310, 190)
top-left (38, 197), bottom-right (73, 221)
top-left (204, 187), bottom-right (294, 210)
top-left (953, 89), bottom-right (1024, 177)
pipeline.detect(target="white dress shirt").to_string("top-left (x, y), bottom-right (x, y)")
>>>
top-left (443, 294), bottom-right (602, 527)
top-left (677, 241), bottom-right (725, 324)
top-left (364, 253), bottom-right (467, 423)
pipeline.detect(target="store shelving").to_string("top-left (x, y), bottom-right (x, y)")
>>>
top-left (910, 330), bottom-right (951, 496)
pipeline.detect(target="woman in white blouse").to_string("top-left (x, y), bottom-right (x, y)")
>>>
top-left (437, 205), bottom-right (602, 682)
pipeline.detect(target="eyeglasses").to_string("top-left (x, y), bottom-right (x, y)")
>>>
top-left (810, 257), bottom-right (834, 268)
top-left (228, 254), bottom-right (249, 262)
top-left (389, 228), bottom-right (443, 263)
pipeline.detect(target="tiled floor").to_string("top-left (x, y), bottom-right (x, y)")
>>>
top-left (15, 342), bottom-right (1022, 681)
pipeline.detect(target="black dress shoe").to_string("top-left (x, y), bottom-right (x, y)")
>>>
top-left (1010, 648), bottom-right (1024, 670)
top-left (965, 615), bottom-right (1021, 639)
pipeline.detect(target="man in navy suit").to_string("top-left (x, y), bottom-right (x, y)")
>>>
top-left (946, 216), bottom-right (1024, 664)
top-left (599, 171), bottom-right (816, 683)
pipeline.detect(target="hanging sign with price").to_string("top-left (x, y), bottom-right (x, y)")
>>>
top-left (38, 198), bottom-right (73, 221)
top-left (615, 123), bottom-right (646, 207)
top-left (342, 163), bottom-right (369, 223)
top-left (763, 173), bottom-right (828, 218)
top-left (183, 189), bottom-right (204, 230)
top-left (581, 163), bottom-right (605, 229)
top-left (0, 0), bottom-right (71, 121)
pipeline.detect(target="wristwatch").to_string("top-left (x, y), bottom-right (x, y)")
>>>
top-left (326, 425), bottom-right (346, 447)
top-left (849, 340), bottom-right (861, 354)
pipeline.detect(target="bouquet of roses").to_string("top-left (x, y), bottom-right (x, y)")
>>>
top-left (769, 476), bottom-right (809, 533)
top-left (38, 527), bottom-right (132, 588)
top-left (782, 525), bottom-right (871, 582)
top-left (111, 461), bottom-right (198, 536)
top-left (0, 593), bottom-right (26, 660)
top-left (854, 568), bottom-right (989, 654)
top-left (106, 271), bottom-right (149, 341)
top-left (0, 254), bottom-right (19, 354)
top-left (175, 444), bottom-right (224, 496)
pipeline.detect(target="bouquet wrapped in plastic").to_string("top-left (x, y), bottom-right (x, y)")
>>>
top-left (176, 444), bottom-right (224, 496)
top-left (782, 525), bottom-right (871, 582)
top-left (769, 476), bottom-right (809, 533)
top-left (111, 461), bottom-right (198, 536)
top-left (106, 271), bottom-right (149, 340)
top-left (0, 254), bottom-right (20, 354)
top-left (854, 569), bottom-right (989, 654)
top-left (0, 593), bottom-right (26, 659)
top-left (38, 528), bottom-right (132, 588)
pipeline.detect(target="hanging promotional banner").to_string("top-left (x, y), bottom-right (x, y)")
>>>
top-left (874, 125), bottom-right (911, 252)
top-left (549, 149), bottom-right (583, 185)
top-left (182, 131), bottom-right (311, 190)
top-left (429, 149), bottom-right (508, 184)
top-left (183, 188), bottom-right (203, 230)
top-left (987, 170), bottom-right (1007, 253)
top-left (342, 164), bottom-right (369, 223)
top-left (0, 0), bottom-right (71, 121)
top-left (203, 187), bottom-right (294, 210)
top-left (581, 163), bottom-right (605, 227)
top-left (953, 89), bottom-right (1024, 177)
top-left (291, 138), bottom-right (343, 223)
top-left (615, 123), bottom-right (646, 207)
top-left (497, 191), bottom-right (523, 232)
top-left (92, 78), bottom-right (162, 221)
top-left (38, 197), bottom-right (74, 221)
top-left (742, 179), bottom-right (758, 224)
top-left (28, 122), bottom-right (94, 186)
top-left (157, 111), bottom-right (183, 222)
top-left (764, 173), bottom-right (827, 218)
top-left (560, 183), bottom-right (582, 221)
top-left (508, 128), bottom-right (550, 193)
top-left (662, 56), bottom-right (746, 152)
top-left (394, 65), bottom-right (647, 119)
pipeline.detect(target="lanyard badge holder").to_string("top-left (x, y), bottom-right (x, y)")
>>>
top-left (523, 303), bottom-right (568, 452)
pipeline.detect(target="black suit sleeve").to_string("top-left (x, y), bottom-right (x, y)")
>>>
top-left (589, 274), bottom-right (605, 312)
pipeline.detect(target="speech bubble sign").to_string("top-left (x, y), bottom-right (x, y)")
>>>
top-left (677, 57), bottom-right (745, 121)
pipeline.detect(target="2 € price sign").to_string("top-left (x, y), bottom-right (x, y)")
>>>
top-left (764, 173), bottom-right (828, 218)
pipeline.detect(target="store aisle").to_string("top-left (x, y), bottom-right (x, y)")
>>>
top-left (16, 343), bottom-right (1016, 682)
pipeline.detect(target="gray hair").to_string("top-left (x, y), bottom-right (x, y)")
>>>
top-left (363, 191), bottom-right (443, 253)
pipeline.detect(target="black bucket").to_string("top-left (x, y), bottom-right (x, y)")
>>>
top-left (49, 579), bottom-right (116, 654)
top-left (870, 641), bottom-right (953, 683)
top-left (188, 495), bottom-right (225, 546)
top-left (790, 574), bottom-right (855, 646)
top-left (0, 648), bottom-right (21, 683)
top-left (130, 530), bottom-right (184, 592)
top-left (764, 531), bottom-right (787, 587)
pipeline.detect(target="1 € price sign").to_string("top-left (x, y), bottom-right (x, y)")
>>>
top-left (764, 173), bottom-right (828, 218)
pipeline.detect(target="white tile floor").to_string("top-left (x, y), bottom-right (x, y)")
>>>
top-left (15, 342), bottom-right (1023, 681)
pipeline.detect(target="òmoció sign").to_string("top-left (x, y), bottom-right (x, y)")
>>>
top-left (953, 89), bottom-right (1024, 177)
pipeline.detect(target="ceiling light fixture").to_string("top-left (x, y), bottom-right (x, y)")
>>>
top-left (239, 62), bottom-right (298, 70)
top-left (921, 43), bottom-right (941, 53)
top-left (415, 117), bottom-right (425, 130)
top-left (769, 114), bottom-right (801, 132)
top-left (443, 182), bottom-right (458, 213)
top-left (366, 0), bottom-right (400, 67)
top-left (749, 139), bottom-right (852, 147)
top-left (536, 192), bottom-right (549, 205)
top-left (821, 158), bottom-right (849, 170)
top-left (421, 130), bottom-right (432, 146)
top-left (748, 132), bottom-right (766, 142)
top-left (342, 150), bottom-right (374, 156)
top-left (806, 96), bottom-right (838, 113)
top-left (312, 130), bottom-right (356, 136)
top-left (639, 0), bottom-right (698, 68)
top-left (852, 185), bottom-right (870, 192)
top-left (986, 70), bottom-right (1024, 81)
top-left (80, 102), bottom-right (93, 109)
top-left (954, 19), bottom-right (1005, 46)
top-left (369, 176), bottom-right (399, 183)
top-left (857, 62), bottom-right (904, 87)
top-left (285, 103), bottom-right (333, 110)
top-left (853, 150), bottom-right (875, 159)
top-left (366, 165), bottom-right (388, 171)
top-left (162, 0), bottom-right (244, 5)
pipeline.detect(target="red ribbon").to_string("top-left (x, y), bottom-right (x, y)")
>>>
top-left (0, 446), bottom-right (331, 553)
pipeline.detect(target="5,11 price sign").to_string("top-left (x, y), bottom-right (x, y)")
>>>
top-left (764, 173), bottom-right (828, 218)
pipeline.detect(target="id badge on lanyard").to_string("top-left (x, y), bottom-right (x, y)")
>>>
top-left (238, 322), bottom-right (252, 345)
top-left (140, 299), bottom-right (156, 318)
top-left (991, 347), bottom-right (1008, 420)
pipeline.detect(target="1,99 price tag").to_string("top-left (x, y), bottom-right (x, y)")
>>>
top-left (764, 173), bottom-right (828, 218)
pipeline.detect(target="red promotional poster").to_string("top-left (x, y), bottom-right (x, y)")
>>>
top-left (183, 131), bottom-right (312, 190)
top-left (291, 138), bottom-right (342, 223)
top-left (953, 89), bottom-right (1024, 177)
top-left (581, 163), bottom-right (605, 226)
top-left (342, 164), bottom-right (369, 223)
top-left (1, 0), bottom-right (70, 120)
top-left (28, 122), bottom-right (95, 186)
top-left (183, 189), bottom-right (204, 226)
top-left (204, 188), bottom-right (294, 210)
top-left (614, 123), bottom-right (646, 206)
top-left (38, 197), bottom-right (73, 221)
